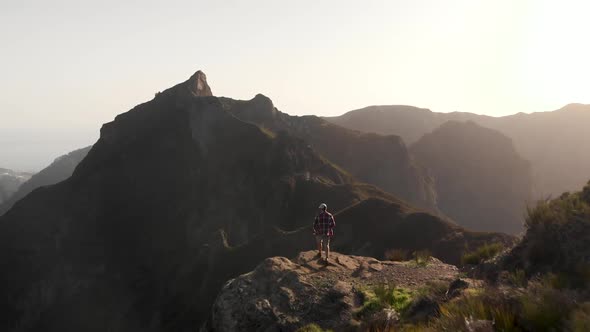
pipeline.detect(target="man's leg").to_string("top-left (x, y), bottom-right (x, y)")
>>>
top-left (316, 236), bottom-right (322, 257)
top-left (325, 236), bottom-right (330, 262)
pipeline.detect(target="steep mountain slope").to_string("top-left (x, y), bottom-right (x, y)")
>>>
top-left (502, 180), bottom-right (590, 279)
top-left (326, 104), bottom-right (590, 197)
top-left (0, 71), bottom-right (512, 331)
top-left (0, 146), bottom-right (91, 216)
top-left (410, 121), bottom-right (533, 233)
top-left (0, 168), bottom-right (32, 205)
top-left (221, 95), bottom-right (437, 212)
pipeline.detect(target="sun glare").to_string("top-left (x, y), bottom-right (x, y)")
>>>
top-left (518, 1), bottom-right (590, 106)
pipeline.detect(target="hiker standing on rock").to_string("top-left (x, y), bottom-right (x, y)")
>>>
top-left (313, 203), bottom-right (335, 264)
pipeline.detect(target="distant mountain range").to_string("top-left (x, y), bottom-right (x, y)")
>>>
top-left (0, 71), bottom-right (512, 331)
top-left (327, 103), bottom-right (590, 198)
top-left (0, 146), bottom-right (91, 216)
top-left (0, 168), bottom-right (32, 205)
top-left (411, 121), bottom-right (532, 233)
top-left (221, 94), bottom-right (437, 212)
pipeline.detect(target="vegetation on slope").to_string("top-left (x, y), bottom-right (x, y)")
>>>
top-left (349, 181), bottom-right (590, 331)
top-left (461, 242), bottom-right (504, 266)
top-left (504, 180), bottom-right (590, 283)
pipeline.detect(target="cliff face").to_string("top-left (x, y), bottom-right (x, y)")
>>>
top-left (222, 96), bottom-right (438, 212)
top-left (0, 71), bottom-right (512, 331)
top-left (410, 121), bottom-right (533, 233)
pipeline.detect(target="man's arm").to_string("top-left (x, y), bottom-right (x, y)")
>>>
top-left (330, 215), bottom-right (335, 228)
top-left (313, 215), bottom-right (319, 234)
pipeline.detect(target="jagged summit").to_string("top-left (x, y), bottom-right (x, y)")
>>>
top-left (156, 70), bottom-right (213, 99)
top-left (185, 70), bottom-right (213, 96)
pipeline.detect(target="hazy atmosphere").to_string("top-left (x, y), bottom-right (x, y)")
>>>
top-left (2, 2), bottom-right (590, 331)
top-left (2, 0), bottom-right (589, 170)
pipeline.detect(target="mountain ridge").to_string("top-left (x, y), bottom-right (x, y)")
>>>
top-left (0, 71), bottom-right (513, 331)
top-left (0, 168), bottom-right (32, 205)
top-left (0, 146), bottom-right (91, 216)
top-left (410, 121), bottom-right (533, 233)
top-left (326, 103), bottom-right (590, 197)
top-left (221, 95), bottom-right (439, 212)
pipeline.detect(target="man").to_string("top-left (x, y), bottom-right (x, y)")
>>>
top-left (313, 203), bottom-right (335, 263)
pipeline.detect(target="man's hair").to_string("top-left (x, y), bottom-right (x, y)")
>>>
top-left (318, 203), bottom-right (327, 211)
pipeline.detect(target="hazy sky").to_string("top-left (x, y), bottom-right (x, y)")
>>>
top-left (1, 0), bottom-right (589, 171)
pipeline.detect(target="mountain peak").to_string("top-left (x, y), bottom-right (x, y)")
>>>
top-left (251, 93), bottom-right (274, 109)
top-left (186, 70), bottom-right (213, 96)
top-left (559, 103), bottom-right (590, 112)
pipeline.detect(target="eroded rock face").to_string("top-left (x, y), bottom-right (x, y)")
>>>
top-left (187, 70), bottom-right (213, 96)
top-left (205, 251), bottom-right (460, 331)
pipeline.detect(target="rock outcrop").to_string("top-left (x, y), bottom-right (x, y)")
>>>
top-left (205, 251), bottom-right (461, 331)
top-left (186, 70), bottom-right (213, 96)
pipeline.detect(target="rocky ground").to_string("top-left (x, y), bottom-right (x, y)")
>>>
top-left (204, 251), bottom-right (477, 331)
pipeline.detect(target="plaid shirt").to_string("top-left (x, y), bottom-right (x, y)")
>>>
top-left (313, 211), bottom-right (335, 237)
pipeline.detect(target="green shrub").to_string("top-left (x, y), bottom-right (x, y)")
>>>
top-left (542, 272), bottom-right (571, 290)
top-left (357, 284), bottom-right (414, 318)
top-left (461, 242), bottom-right (503, 265)
top-left (506, 269), bottom-right (528, 287)
top-left (518, 182), bottom-right (590, 286)
top-left (295, 323), bottom-right (333, 332)
top-left (416, 280), bottom-right (449, 298)
top-left (582, 181), bottom-right (590, 203)
top-left (519, 282), bottom-right (575, 331)
top-left (433, 289), bottom-right (519, 331)
top-left (385, 248), bottom-right (409, 261)
top-left (525, 189), bottom-right (590, 228)
top-left (400, 275), bottom-right (589, 331)
top-left (413, 250), bottom-right (431, 267)
top-left (390, 288), bottom-right (413, 312)
top-left (398, 325), bottom-right (436, 332)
